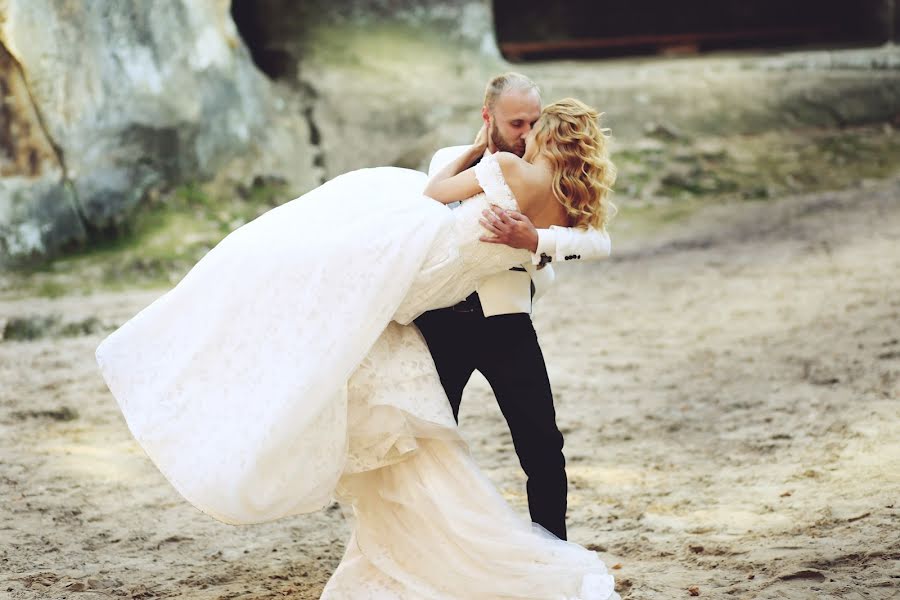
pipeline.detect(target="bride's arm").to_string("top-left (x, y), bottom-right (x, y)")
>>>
top-left (423, 144), bottom-right (486, 204)
top-left (424, 126), bottom-right (490, 204)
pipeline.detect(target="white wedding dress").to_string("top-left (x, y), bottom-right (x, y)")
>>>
top-left (97, 153), bottom-right (619, 599)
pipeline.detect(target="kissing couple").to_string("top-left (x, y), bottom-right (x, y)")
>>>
top-left (97, 72), bottom-right (621, 599)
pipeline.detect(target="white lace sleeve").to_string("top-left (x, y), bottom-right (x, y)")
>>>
top-left (472, 153), bottom-right (519, 211)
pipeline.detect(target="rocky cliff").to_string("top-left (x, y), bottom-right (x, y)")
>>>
top-left (1, 0), bottom-right (898, 266)
top-left (0, 0), bottom-right (317, 264)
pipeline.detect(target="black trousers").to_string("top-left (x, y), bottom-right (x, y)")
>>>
top-left (414, 293), bottom-right (568, 540)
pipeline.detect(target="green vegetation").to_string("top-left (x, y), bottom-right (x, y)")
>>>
top-left (614, 123), bottom-right (900, 231)
top-left (1, 314), bottom-right (104, 341)
top-left (1, 177), bottom-right (293, 299)
top-left (2, 315), bottom-right (61, 340)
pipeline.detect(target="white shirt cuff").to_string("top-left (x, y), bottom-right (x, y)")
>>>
top-left (532, 228), bottom-right (557, 264)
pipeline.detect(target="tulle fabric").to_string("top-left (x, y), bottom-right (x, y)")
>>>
top-left (329, 438), bottom-right (616, 600)
top-left (332, 322), bottom-right (618, 599)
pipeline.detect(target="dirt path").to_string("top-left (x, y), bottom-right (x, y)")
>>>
top-left (2, 178), bottom-right (898, 599)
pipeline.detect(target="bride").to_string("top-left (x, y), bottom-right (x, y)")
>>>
top-left (97, 98), bottom-right (620, 599)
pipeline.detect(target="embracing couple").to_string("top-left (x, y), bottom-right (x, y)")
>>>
top-left (97, 72), bottom-right (620, 599)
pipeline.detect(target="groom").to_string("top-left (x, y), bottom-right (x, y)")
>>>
top-left (414, 73), bottom-right (611, 540)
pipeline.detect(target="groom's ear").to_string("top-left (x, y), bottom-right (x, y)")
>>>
top-left (481, 106), bottom-right (491, 126)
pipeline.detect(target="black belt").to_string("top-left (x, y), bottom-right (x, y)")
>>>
top-left (451, 292), bottom-right (482, 314)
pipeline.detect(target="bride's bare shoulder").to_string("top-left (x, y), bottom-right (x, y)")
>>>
top-left (495, 152), bottom-right (549, 215)
top-left (495, 152), bottom-right (547, 189)
top-left (494, 152), bottom-right (528, 175)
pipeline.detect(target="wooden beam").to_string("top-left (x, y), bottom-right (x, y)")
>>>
top-left (500, 26), bottom-right (838, 60)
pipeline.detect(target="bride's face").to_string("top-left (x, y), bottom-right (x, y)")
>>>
top-left (522, 122), bottom-right (543, 162)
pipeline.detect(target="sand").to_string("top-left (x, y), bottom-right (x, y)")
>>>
top-left (1, 177), bottom-right (898, 599)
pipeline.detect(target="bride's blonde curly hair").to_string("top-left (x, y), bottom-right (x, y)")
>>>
top-left (534, 98), bottom-right (616, 229)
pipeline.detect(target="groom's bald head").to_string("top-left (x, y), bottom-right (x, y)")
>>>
top-left (482, 73), bottom-right (542, 157)
top-left (483, 72), bottom-right (541, 110)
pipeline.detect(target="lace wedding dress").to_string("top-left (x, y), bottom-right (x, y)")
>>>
top-left (97, 153), bottom-right (618, 599)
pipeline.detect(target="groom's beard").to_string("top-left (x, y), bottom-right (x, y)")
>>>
top-left (491, 121), bottom-right (526, 157)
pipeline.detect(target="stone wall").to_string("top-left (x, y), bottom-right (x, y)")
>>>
top-left (225, 0), bottom-right (504, 180)
top-left (1, 0), bottom-right (898, 265)
top-left (249, 2), bottom-right (900, 182)
top-left (0, 0), bottom-right (316, 264)
top-left (0, 38), bottom-right (81, 259)
top-left (0, 0), bottom-right (500, 264)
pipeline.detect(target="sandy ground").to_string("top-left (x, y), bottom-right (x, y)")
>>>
top-left (1, 177), bottom-right (898, 600)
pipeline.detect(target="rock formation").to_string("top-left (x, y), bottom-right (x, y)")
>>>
top-left (0, 0), bottom-right (316, 264)
top-left (0, 0), bottom-right (499, 264)
top-left (230, 0), bottom-right (502, 178)
top-left (1, 0), bottom-right (897, 266)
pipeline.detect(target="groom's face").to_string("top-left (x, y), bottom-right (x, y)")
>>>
top-left (485, 89), bottom-right (542, 157)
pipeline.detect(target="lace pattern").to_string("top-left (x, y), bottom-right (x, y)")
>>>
top-left (393, 152), bottom-right (530, 323)
top-left (473, 152), bottom-right (518, 211)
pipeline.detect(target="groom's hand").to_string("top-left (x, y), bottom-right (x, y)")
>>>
top-left (479, 206), bottom-right (539, 253)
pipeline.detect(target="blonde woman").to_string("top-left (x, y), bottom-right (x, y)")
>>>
top-left (98, 98), bottom-right (620, 598)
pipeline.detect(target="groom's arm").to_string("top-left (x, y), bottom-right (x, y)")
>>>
top-left (479, 206), bottom-right (611, 266)
top-left (532, 224), bottom-right (611, 265)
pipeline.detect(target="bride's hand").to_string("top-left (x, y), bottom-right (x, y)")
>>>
top-left (473, 124), bottom-right (489, 151)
